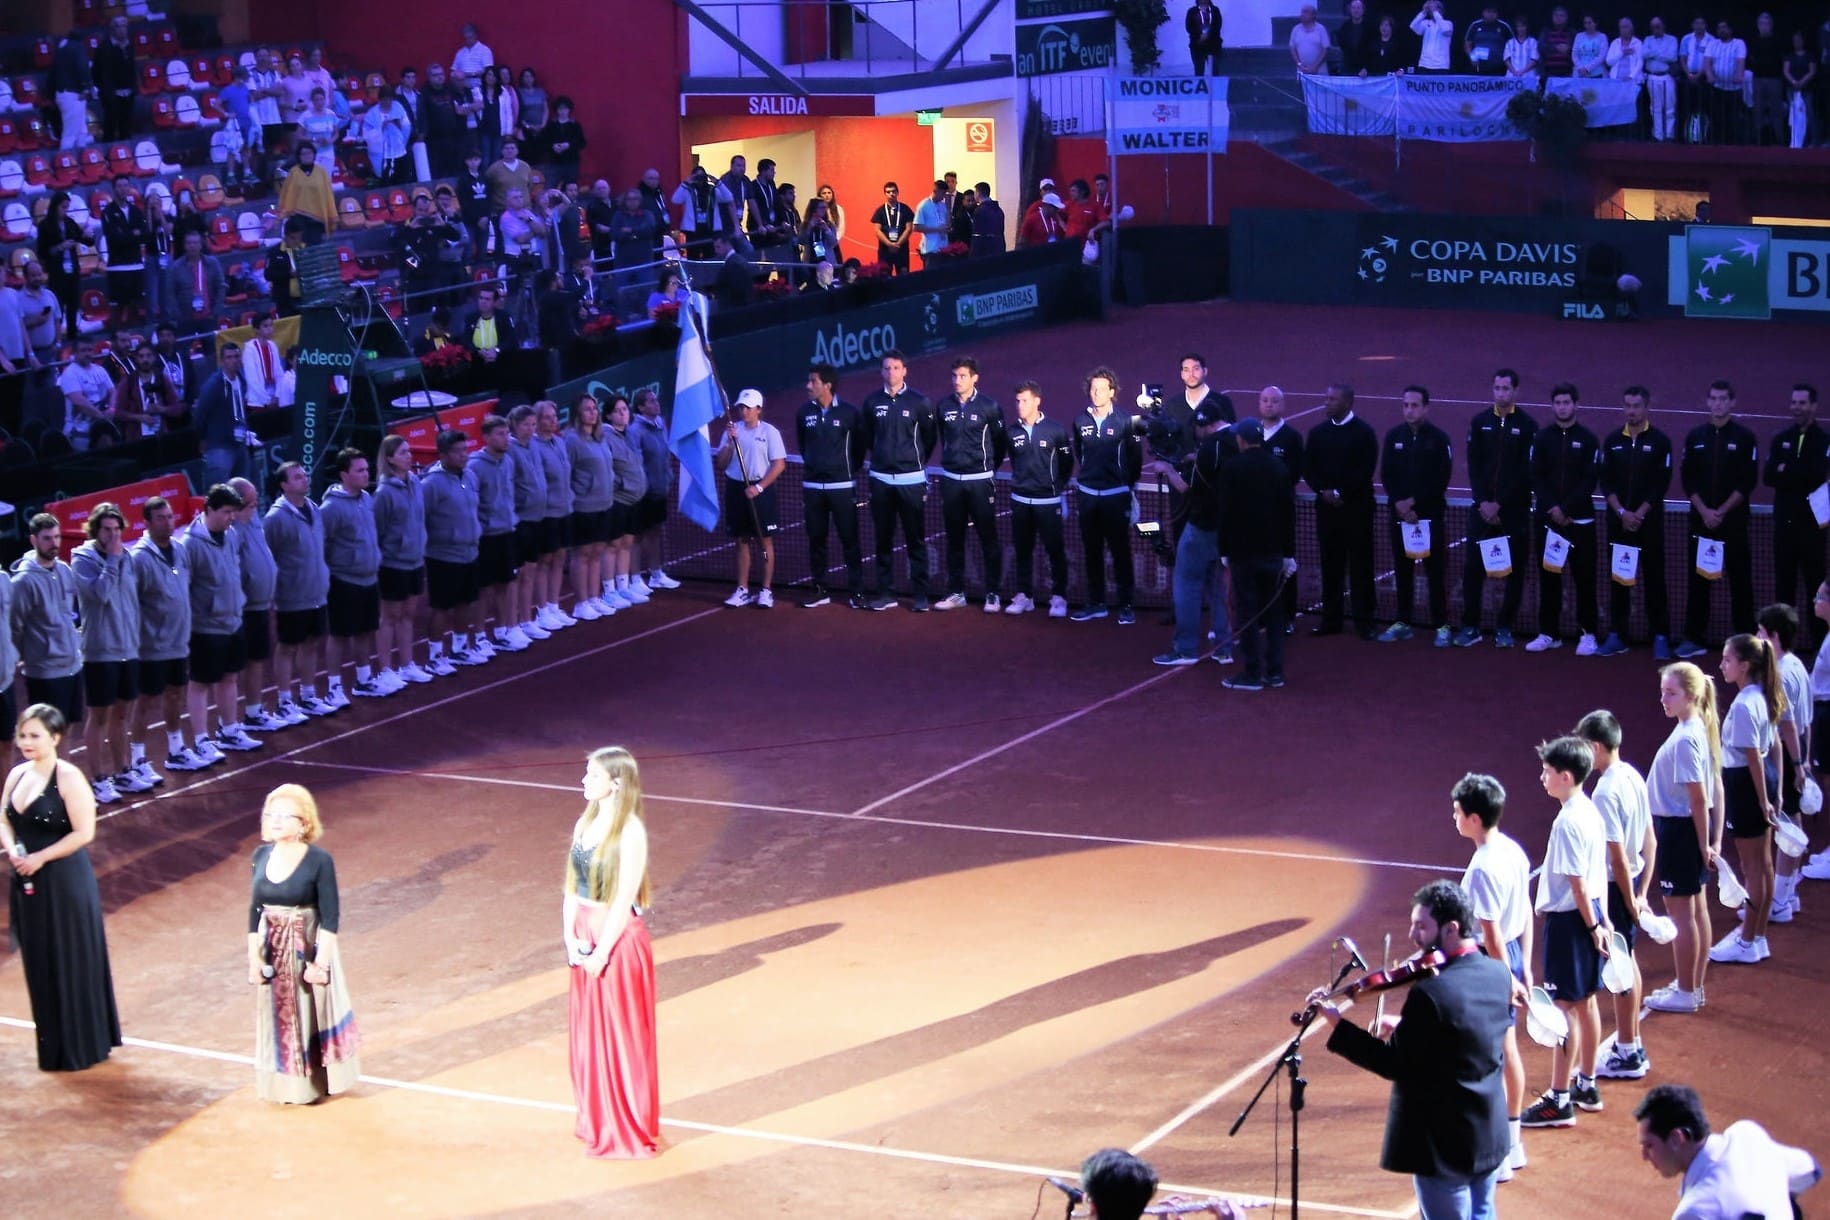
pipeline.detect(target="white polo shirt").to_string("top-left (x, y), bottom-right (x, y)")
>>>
top-left (1673, 1120), bottom-right (1819, 1220)
top-left (1462, 828), bottom-right (1532, 944)
top-left (1535, 790), bottom-right (1607, 913)
top-left (1592, 759), bottom-right (1651, 881)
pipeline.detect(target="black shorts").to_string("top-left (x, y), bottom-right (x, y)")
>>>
top-left (1541, 905), bottom-right (1603, 1003)
top-left (276, 606), bottom-right (328, 646)
top-left (634, 493), bottom-right (667, 533)
top-left (327, 577), bottom-right (382, 637)
top-left (137, 655), bottom-right (190, 696)
top-left (515, 520), bottom-right (545, 563)
top-left (542, 515), bottom-right (573, 553)
top-left (241, 608), bottom-right (274, 662)
top-left (189, 632), bottom-right (246, 685)
top-left (1815, 700), bottom-right (1830, 772)
top-left (23, 673), bottom-right (83, 727)
top-left (1606, 882), bottom-right (1639, 952)
top-left (426, 557), bottom-right (480, 611)
top-left (379, 565), bottom-right (426, 602)
top-left (82, 659), bottom-right (139, 708)
top-left (0, 687), bottom-right (13, 740)
top-left (478, 532), bottom-right (518, 588)
top-left (606, 502), bottom-right (631, 542)
top-left (1655, 815), bottom-right (1707, 897)
top-left (1722, 765), bottom-right (1773, 839)
top-left (725, 480), bottom-right (780, 538)
top-left (571, 508), bottom-right (611, 546)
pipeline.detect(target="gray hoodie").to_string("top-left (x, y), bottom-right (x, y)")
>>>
top-left (473, 446), bottom-right (517, 536)
top-left (606, 426), bottom-right (648, 506)
top-left (373, 473), bottom-right (427, 570)
top-left (508, 434), bottom-right (548, 522)
top-left (234, 516), bottom-right (279, 612)
top-left (71, 539), bottom-right (141, 663)
top-left (263, 497), bottom-right (331, 612)
top-left (420, 464), bottom-right (481, 562)
top-left (533, 431), bottom-right (574, 519)
top-left (181, 514), bottom-right (246, 635)
top-left (9, 553), bottom-right (83, 679)
top-left (319, 485), bottom-right (381, 586)
top-left (0, 570), bottom-right (17, 683)
top-left (633, 412), bottom-right (673, 496)
top-left (130, 531), bottom-right (192, 660)
top-left (566, 429), bottom-right (615, 513)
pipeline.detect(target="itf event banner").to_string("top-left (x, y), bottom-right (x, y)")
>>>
top-left (1544, 77), bottom-right (1641, 127)
top-left (1105, 76), bottom-right (1230, 153)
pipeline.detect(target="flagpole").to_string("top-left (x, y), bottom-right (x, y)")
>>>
top-left (677, 264), bottom-right (766, 540)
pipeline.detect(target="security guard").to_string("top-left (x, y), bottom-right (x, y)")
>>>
top-left (861, 349), bottom-right (937, 612)
top-left (1004, 379), bottom-right (1074, 618)
top-left (1675, 379), bottom-right (1759, 657)
top-left (1525, 382), bottom-right (1602, 655)
top-left (1071, 366), bottom-right (1143, 624)
top-left (1597, 385), bottom-right (1674, 658)
top-left (1454, 369), bottom-right (1538, 649)
top-left (934, 356), bottom-right (1008, 612)
top-left (797, 362), bottom-right (868, 609)
top-left (1764, 383), bottom-right (1828, 651)
top-left (1377, 384), bottom-right (1454, 645)
top-left (1305, 383), bottom-right (1380, 639)
top-left (1258, 385), bottom-right (1305, 629)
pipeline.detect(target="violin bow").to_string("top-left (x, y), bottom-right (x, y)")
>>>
top-left (1374, 932), bottom-right (1392, 1030)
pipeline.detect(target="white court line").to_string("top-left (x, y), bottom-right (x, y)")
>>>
top-left (286, 757), bottom-right (1463, 874)
top-left (95, 607), bottom-right (725, 823)
top-left (0, 1017), bottom-right (1406, 1219)
top-left (1130, 1006), bottom-right (1346, 1155)
top-left (850, 668), bottom-right (1189, 818)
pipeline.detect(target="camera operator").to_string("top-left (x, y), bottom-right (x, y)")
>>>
top-left (1071, 367), bottom-right (1143, 624)
top-left (399, 191), bottom-right (454, 308)
top-left (671, 165), bottom-right (736, 259)
top-left (1151, 398), bottom-right (1233, 666)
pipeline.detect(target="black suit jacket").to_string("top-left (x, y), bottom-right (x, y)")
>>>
top-left (714, 252), bottom-right (755, 310)
top-left (1325, 952), bottom-right (1513, 1179)
top-left (1186, 2), bottom-right (1223, 47)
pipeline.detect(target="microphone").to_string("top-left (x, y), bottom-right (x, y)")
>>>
top-left (8, 844), bottom-right (30, 897)
top-left (1336, 936), bottom-right (1368, 973)
top-left (1046, 1176), bottom-right (1085, 1205)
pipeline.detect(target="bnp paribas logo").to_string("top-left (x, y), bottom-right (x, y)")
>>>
top-left (1685, 225), bottom-right (1770, 320)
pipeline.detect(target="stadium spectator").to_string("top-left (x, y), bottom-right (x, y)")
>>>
top-left (971, 182), bottom-right (1006, 256)
top-left (109, 341), bottom-right (184, 439)
top-left (1643, 17), bottom-right (1680, 139)
top-left (712, 234), bottom-right (755, 310)
top-left (1292, 4), bottom-right (1334, 73)
top-left (1573, 14), bottom-right (1609, 78)
top-left (1607, 19), bottom-right (1644, 83)
top-left (419, 63), bottom-right (468, 177)
top-left (1705, 20), bottom-right (1749, 143)
top-left (1465, 5), bottom-right (1512, 74)
top-left (673, 166), bottom-right (736, 257)
top-left (460, 285), bottom-right (518, 368)
top-left (58, 337), bottom-right (115, 453)
top-left (1411, 0), bottom-right (1454, 72)
top-left (475, 66), bottom-right (518, 168)
top-left (192, 342), bottom-right (253, 488)
top-left (871, 182), bottom-right (914, 273)
top-left (1189, 0), bottom-right (1224, 75)
top-left (1336, 0), bottom-right (1374, 74)
top-left (242, 314), bottom-right (286, 411)
top-left (36, 191), bottom-right (90, 343)
top-left (50, 29), bottom-right (94, 151)
top-left (362, 86), bottom-right (412, 185)
top-left (486, 138), bottom-right (535, 212)
top-left (452, 24), bottom-right (496, 89)
top-left (277, 142), bottom-right (336, 242)
top-left (517, 68), bottom-right (550, 137)
top-left (1747, 13), bottom-right (1786, 145)
top-left (248, 48), bottom-right (285, 153)
top-left (93, 16), bottom-right (136, 144)
top-left (1018, 191), bottom-right (1067, 247)
top-left (278, 54), bottom-right (316, 125)
top-left (1504, 16), bottom-right (1540, 76)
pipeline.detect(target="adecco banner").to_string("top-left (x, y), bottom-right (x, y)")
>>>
top-left (1230, 210), bottom-right (1680, 315)
top-left (1665, 225), bottom-right (1830, 319)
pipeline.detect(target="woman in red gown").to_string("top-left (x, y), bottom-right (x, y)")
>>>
top-left (564, 746), bottom-right (660, 1157)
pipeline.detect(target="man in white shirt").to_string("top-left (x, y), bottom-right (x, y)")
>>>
top-left (1411, 0), bottom-right (1456, 73)
top-left (1606, 18), bottom-right (1644, 82)
top-left (1705, 19), bottom-right (1748, 143)
top-left (1641, 17), bottom-right (1681, 140)
top-left (1636, 1084), bottom-right (1820, 1220)
top-left (1677, 17), bottom-right (1717, 140)
top-left (241, 312), bottom-right (285, 409)
top-left (1453, 772), bottom-right (1535, 1179)
top-left (1504, 16), bottom-right (1540, 76)
top-left (1576, 711), bottom-right (1655, 1082)
top-left (1523, 736), bottom-right (1611, 1130)
top-left (1289, 5), bottom-right (1332, 74)
top-left (451, 24), bottom-right (494, 88)
top-left (59, 336), bottom-right (116, 451)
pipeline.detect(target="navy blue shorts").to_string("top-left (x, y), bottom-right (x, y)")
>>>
top-left (1504, 936), bottom-right (1525, 983)
top-left (1542, 905), bottom-right (1603, 1003)
top-left (1655, 815), bottom-right (1707, 898)
top-left (1607, 882), bottom-right (1639, 952)
top-left (1723, 765), bottom-right (1774, 840)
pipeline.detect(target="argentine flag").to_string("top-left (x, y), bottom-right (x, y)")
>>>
top-left (669, 292), bottom-right (723, 531)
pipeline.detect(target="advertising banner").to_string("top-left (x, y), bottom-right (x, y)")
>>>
top-left (1015, 16), bottom-right (1117, 77)
top-left (1666, 225), bottom-right (1830, 318)
top-left (1395, 75), bottom-right (1529, 141)
top-left (1106, 76), bottom-right (1231, 153)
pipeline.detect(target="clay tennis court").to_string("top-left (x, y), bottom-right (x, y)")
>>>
top-left (5, 300), bottom-right (1826, 1219)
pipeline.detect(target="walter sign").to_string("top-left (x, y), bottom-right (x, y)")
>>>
top-left (1016, 17), bottom-right (1116, 77)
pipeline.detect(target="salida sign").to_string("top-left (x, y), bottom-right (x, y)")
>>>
top-left (1016, 17), bottom-right (1116, 77)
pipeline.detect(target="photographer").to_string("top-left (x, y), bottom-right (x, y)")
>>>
top-left (1151, 398), bottom-right (1233, 666)
top-left (671, 166), bottom-right (736, 259)
top-left (398, 192), bottom-right (454, 307)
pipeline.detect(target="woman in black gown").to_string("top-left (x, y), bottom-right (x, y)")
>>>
top-left (3, 703), bottom-right (121, 1072)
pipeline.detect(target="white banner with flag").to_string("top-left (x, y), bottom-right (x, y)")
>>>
top-left (1544, 77), bottom-right (1641, 127)
top-left (1301, 74), bottom-right (1398, 136)
top-left (1106, 76), bottom-right (1229, 153)
top-left (669, 292), bottom-right (723, 532)
top-left (1396, 75), bottom-right (1529, 141)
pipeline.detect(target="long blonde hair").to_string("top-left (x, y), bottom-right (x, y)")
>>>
top-left (1662, 662), bottom-right (1722, 775)
top-left (566, 746), bottom-right (651, 907)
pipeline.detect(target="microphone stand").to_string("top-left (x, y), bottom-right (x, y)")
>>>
top-left (1227, 954), bottom-right (1360, 1220)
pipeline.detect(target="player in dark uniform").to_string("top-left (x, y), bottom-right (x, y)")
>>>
top-left (1596, 386), bottom-right (1674, 658)
top-left (1004, 380), bottom-right (1075, 618)
top-left (796, 363), bottom-right (868, 610)
top-left (861, 350), bottom-right (937, 612)
top-left (1674, 379), bottom-right (1758, 657)
top-left (1453, 369), bottom-right (1538, 649)
top-left (933, 357), bottom-right (1008, 613)
top-left (1070, 367), bottom-right (1143, 624)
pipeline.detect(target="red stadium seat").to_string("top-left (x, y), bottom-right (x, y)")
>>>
top-left (17, 115), bottom-right (49, 152)
top-left (190, 58), bottom-right (214, 92)
top-left (149, 97), bottom-right (175, 129)
top-left (77, 145), bottom-right (106, 185)
top-left (139, 60), bottom-right (165, 95)
top-left (364, 72), bottom-right (384, 103)
top-left (133, 30), bottom-right (153, 56)
top-left (363, 191), bottom-right (388, 226)
top-left (15, 77), bottom-right (43, 110)
top-left (214, 55), bottom-right (237, 87)
top-left (89, 187), bottom-right (111, 216)
top-left (386, 186), bottom-right (412, 223)
top-left (207, 212), bottom-right (236, 254)
top-left (155, 28), bottom-right (178, 56)
top-left (25, 154), bottom-right (55, 189)
top-left (78, 288), bottom-right (112, 331)
top-left (336, 245), bottom-right (358, 282)
top-left (195, 173), bottom-right (225, 211)
top-left (32, 39), bottom-right (53, 70)
top-left (107, 143), bottom-right (135, 178)
top-left (337, 194), bottom-right (367, 229)
top-left (0, 119), bottom-right (16, 156)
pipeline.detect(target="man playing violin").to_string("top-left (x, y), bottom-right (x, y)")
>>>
top-left (1309, 880), bottom-right (1514, 1220)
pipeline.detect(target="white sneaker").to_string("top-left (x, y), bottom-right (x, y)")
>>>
top-left (1495, 1162), bottom-right (1514, 1184)
top-left (628, 576), bottom-right (654, 598)
top-left (550, 605), bottom-right (579, 627)
top-left (114, 768), bottom-right (156, 793)
top-left (164, 745), bottom-right (212, 772)
top-left (620, 582), bottom-right (650, 604)
top-left (349, 678), bottom-right (389, 698)
top-left (757, 588), bottom-right (774, 609)
top-left (725, 586), bottom-right (753, 608)
top-left (194, 738), bottom-right (228, 765)
top-left (1574, 633), bottom-right (1599, 656)
top-left (1708, 932), bottom-right (1763, 964)
top-left (243, 707), bottom-right (289, 732)
top-left (216, 726), bottom-right (263, 751)
top-left (1643, 983), bottom-right (1701, 1013)
top-left (506, 626), bottom-right (534, 649)
top-left (471, 636), bottom-right (498, 659)
top-left (1048, 595), bottom-right (1069, 619)
top-left (984, 594), bottom-right (1002, 613)
top-left (521, 619), bottom-right (552, 641)
top-left (647, 569), bottom-right (681, 590)
top-left (133, 758), bottom-right (166, 786)
top-left (376, 669), bottom-right (408, 693)
top-left (1524, 634), bottom-right (1562, 652)
top-left (933, 592), bottom-right (968, 611)
top-left (588, 596), bottom-right (618, 616)
top-left (450, 647), bottom-right (488, 667)
top-left (492, 629), bottom-right (530, 653)
top-left (1754, 935), bottom-right (1772, 961)
top-left (399, 662), bottom-right (434, 683)
top-left (1802, 856), bottom-right (1830, 880)
top-left (93, 776), bottom-right (122, 804)
top-left (572, 600), bottom-right (603, 621)
top-left (1508, 1141), bottom-right (1528, 1170)
top-left (603, 589), bottom-right (634, 610)
top-left (275, 701), bottom-right (311, 726)
top-left (426, 655), bottom-right (458, 677)
top-left (1004, 593), bottom-right (1035, 615)
top-left (323, 684), bottom-right (352, 710)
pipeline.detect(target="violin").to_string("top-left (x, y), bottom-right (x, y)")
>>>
top-left (1291, 949), bottom-right (1448, 1025)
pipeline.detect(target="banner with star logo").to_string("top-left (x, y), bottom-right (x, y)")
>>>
top-left (1684, 224), bottom-right (1771, 319)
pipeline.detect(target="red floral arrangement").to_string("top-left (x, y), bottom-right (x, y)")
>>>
top-left (419, 344), bottom-right (472, 375)
top-left (651, 301), bottom-right (681, 325)
top-left (756, 276), bottom-right (795, 299)
top-left (854, 260), bottom-right (893, 280)
top-left (942, 241), bottom-right (970, 258)
top-left (580, 312), bottom-right (619, 340)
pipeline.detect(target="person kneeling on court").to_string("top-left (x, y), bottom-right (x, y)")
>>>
top-left (715, 388), bottom-right (786, 609)
top-left (1072, 1148), bottom-right (1246, 1219)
